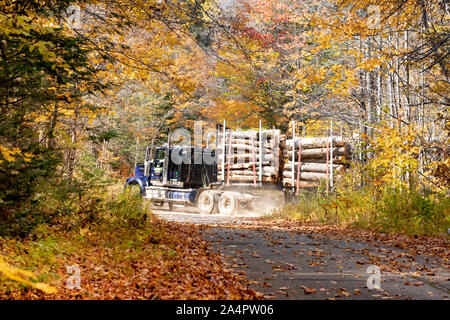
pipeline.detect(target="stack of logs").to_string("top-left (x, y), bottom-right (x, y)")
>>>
top-left (217, 129), bottom-right (282, 183)
top-left (215, 129), bottom-right (351, 189)
top-left (282, 137), bottom-right (351, 188)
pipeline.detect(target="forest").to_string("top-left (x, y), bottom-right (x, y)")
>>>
top-left (0, 0), bottom-right (448, 300)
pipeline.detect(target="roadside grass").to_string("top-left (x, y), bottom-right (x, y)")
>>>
top-left (0, 186), bottom-right (150, 296)
top-left (270, 186), bottom-right (450, 238)
top-left (0, 185), bottom-right (257, 299)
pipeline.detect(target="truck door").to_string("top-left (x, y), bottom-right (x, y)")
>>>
top-left (150, 148), bottom-right (165, 183)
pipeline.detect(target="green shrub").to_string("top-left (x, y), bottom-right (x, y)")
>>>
top-left (274, 186), bottom-right (450, 237)
top-left (0, 150), bottom-right (127, 237)
top-left (374, 188), bottom-right (450, 236)
top-left (103, 187), bottom-right (150, 228)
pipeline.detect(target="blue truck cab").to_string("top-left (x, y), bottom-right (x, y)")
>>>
top-left (125, 145), bottom-right (218, 208)
top-left (125, 145), bottom-right (156, 194)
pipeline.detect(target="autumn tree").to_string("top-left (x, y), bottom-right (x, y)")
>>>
top-left (0, 0), bottom-right (110, 232)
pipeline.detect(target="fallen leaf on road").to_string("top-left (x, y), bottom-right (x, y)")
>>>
top-left (404, 280), bottom-right (424, 286)
top-left (250, 252), bottom-right (262, 258)
top-left (338, 289), bottom-right (351, 297)
top-left (303, 287), bottom-right (317, 295)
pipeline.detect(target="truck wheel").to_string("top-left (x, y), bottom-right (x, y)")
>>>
top-left (197, 191), bottom-right (216, 214)
top-left (218, 192), bottom-right (238, 216)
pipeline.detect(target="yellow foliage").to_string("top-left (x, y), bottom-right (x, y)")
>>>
top-left (0, 255), bottom-right (57, 294)
top-left (365, 124), bottom-right (420, 189)
top-left (203, 99), bottom-right (263, 128)
top-left (0, 145), bottom-right (33, 164)
top-left (0, 145), bottom-right (21, 163)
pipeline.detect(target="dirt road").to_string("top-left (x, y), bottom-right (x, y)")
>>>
top-left (153, 206), bottom-right (450, 300)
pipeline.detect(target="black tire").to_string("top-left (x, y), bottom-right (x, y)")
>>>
top-left (218, 192), bottom-right (238, 216)
top-left (197, 191), bottom-right (216, 214)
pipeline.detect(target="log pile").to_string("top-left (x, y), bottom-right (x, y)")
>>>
top-left (215, 128), bottom-right (351, 189)
top-left (282, 137), bottom-right (351, 188)
top-left (217, 129), bottom-right (282, 183)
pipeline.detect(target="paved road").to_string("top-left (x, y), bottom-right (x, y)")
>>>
top-left (154, 206), bottom-right (450, 300)
top-left (152, 204), bottom-right (262, 225)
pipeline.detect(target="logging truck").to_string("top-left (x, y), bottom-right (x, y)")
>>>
top-left (124, 121), bottom-right (350, 215)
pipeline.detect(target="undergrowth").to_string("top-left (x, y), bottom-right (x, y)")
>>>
top-left (273, 186), bottom-right (450, 237)
top-left (0, 183), bottom-right (151, 295)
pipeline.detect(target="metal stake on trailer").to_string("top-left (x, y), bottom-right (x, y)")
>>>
top-left (227, 128), bottom-right (232, 186)
top-left (259, 120), bottom-right (263, 186)
top-left (215, 123), bottom-right (218, 157)
top-left (222, 119), bottom-right (225, 184)
top-left (326, 136), bottom-right (330, 194)
top-left (252, 134), bottom-right (257, 186)
top-left (291, 121), bottom-right (296, 189)
top-left (296, 128), bottom-right (302, 195)
top-left (330, 120), bottom-right (334, 190)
